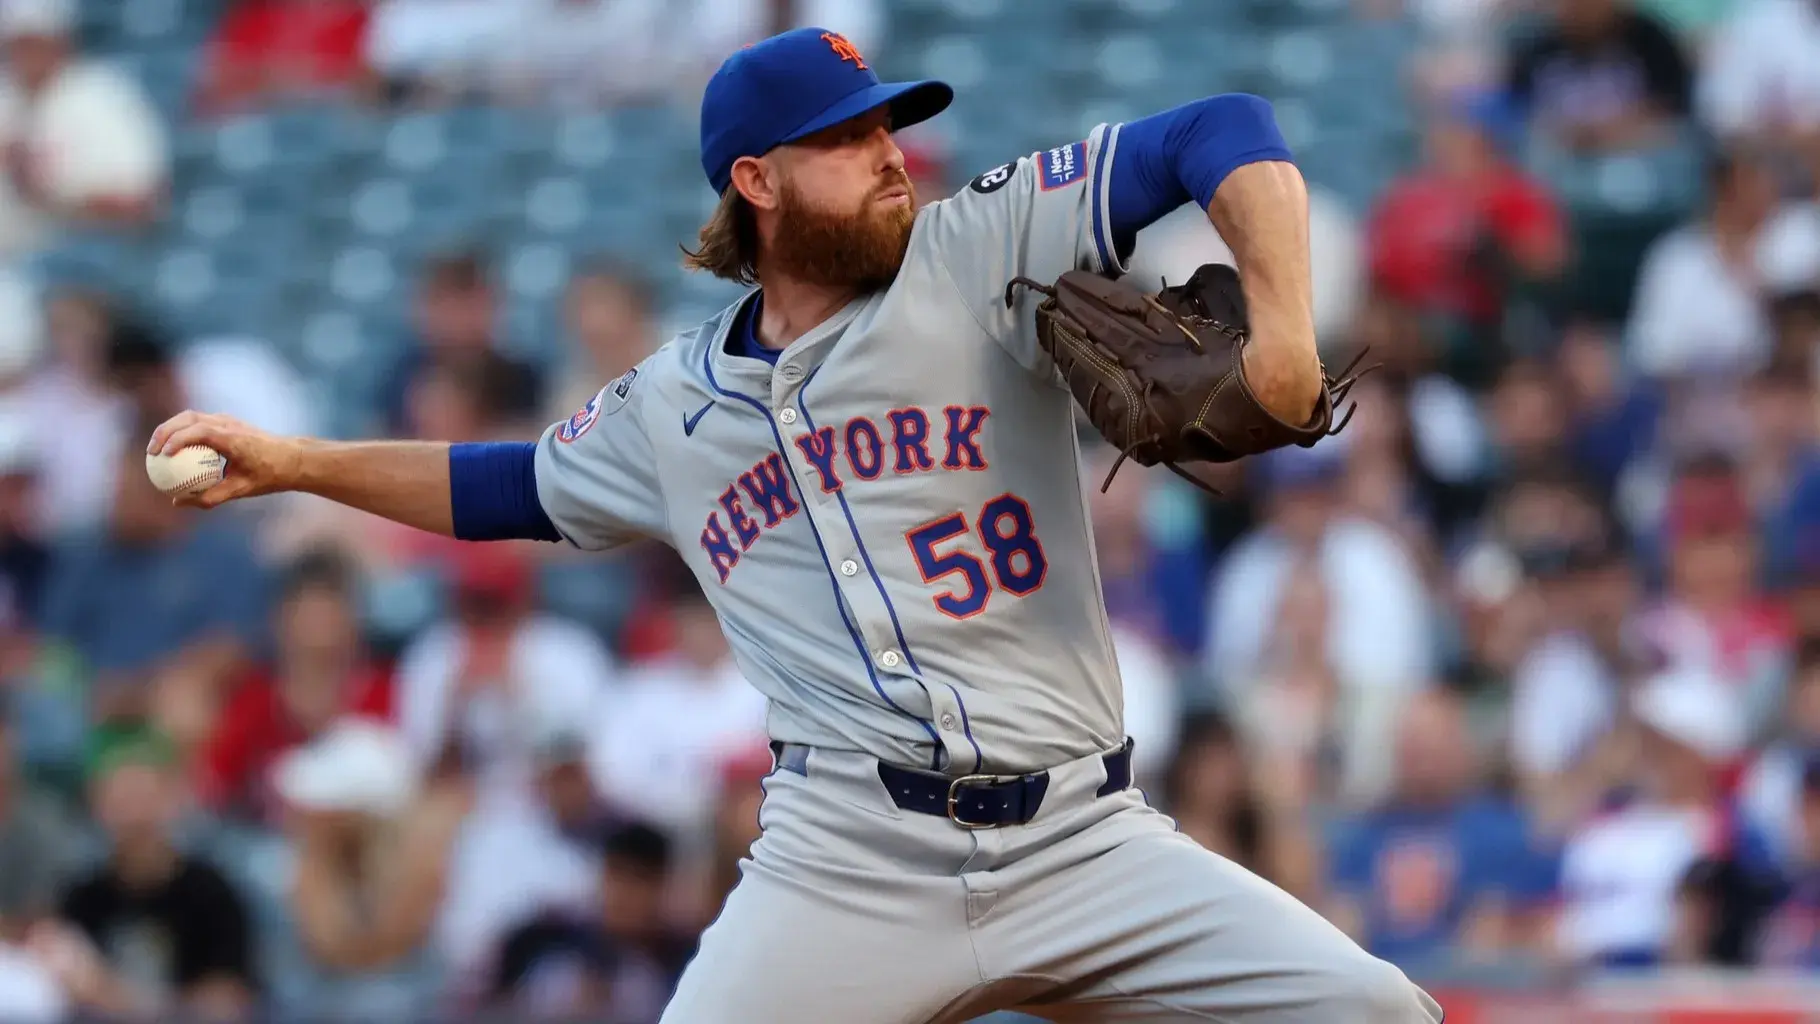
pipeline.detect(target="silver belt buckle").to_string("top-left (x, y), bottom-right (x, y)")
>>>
top-left (946, 773), bottom-right (1014, 830)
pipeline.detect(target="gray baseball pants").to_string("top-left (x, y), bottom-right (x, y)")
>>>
top-left (659, 742), bottom-right (1445, 1023)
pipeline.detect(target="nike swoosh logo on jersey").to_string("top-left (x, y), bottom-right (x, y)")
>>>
top-left (683, 401), bottom-right (714, 436)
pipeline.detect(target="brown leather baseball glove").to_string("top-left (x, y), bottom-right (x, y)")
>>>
top-left (1003, 262), bottom-right (1370, 495)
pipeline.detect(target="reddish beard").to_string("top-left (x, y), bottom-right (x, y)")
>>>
top-left (769, 174), bottom-right (917, 290)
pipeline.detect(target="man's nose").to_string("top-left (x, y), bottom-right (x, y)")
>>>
top-left (873, 126), bottom-right (905, 174)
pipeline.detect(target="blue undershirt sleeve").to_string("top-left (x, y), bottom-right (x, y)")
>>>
top-left (1106, 93), bottom-right (1294, 260)
top-left (448, 441), bottom-right (562, 542)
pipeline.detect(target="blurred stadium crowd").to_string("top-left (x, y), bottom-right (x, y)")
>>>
top-left (0, 0), bottom-right (1818, 1020)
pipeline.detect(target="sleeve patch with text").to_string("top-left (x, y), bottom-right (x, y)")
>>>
top-left (1038, 142), bottom-right (1088, 191)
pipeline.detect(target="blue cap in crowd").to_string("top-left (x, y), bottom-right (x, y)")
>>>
top-left (698, 27), bottom-right (953, 196)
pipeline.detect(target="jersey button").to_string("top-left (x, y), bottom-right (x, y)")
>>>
top-left (839, 559), bottom-right (858, 576)
top-left (877, 649), bottom-right (901, 669)
top-left (940, 713), bottom-right (957, 731)
top-left (778, 408), bottom-right (799, 425)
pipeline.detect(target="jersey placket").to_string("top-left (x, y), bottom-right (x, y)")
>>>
top-left (770, 352), bottom-right (977, 774)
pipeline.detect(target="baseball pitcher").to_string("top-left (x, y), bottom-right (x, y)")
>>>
top-left (152, 27), bottom-right (1444, 1024)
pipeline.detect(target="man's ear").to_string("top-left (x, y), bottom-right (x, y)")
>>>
top-left (731, 155), bottom-right (781, 212)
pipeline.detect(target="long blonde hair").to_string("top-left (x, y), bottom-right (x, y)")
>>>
top-left (680, 188), bottom-right (760, 286)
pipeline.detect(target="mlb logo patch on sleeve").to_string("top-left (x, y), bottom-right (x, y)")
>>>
top-left (1039, 142), bottom-right (1088, 191)
top-left (558, 368), bottom-right (637, 443)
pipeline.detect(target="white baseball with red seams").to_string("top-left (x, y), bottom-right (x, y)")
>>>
top-left (145, 444), bottom-right (226, 497)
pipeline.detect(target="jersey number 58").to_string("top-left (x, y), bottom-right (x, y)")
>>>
top-left (904, 493), bottom-right (1047, 619)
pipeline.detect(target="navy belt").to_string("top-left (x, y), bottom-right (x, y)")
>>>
top-left (871, 739), bottom-right (1135, 830)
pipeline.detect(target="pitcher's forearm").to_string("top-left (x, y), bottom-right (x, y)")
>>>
top-left (291, 439), bottom-right (455, 536)
top-left (1206, 160), bottom-right (1323, 423)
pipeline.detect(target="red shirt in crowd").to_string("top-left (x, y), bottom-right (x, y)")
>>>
top-left (197, 0), bottom-right (371, 115)
top-left (1367, 165), bottom-right (1564, 323)
top-left (197, 662), bottom-right (396, 824)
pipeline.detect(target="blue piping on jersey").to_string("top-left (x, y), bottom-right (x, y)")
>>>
top-left (1089, 123), bottom-right (1116, 276)
top-left (798, 370), bottom-right (985, 774)
top-left (700, 339), bottom-right (944, 768)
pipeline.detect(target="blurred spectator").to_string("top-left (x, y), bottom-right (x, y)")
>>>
top-left (397, 543), bottom-right (617, 808)
top-left (49, 729), bottom-right (257, 1019)
top-left (1205, 444), bottom-right (1437, 802)
top-left (19, 290), bottom-right (136, 536)
top-left (1333, 377), bottom-right (1461, 556)
top-left (1327, 690), bottom-right (1551, 971)
top-left (1231, 556), bottom-right (1344, 805)
top-left (366, 0), bottom-right (882, 108)
top-left (1484, 357), bottom-right (1573, 475)
top-left (197, 546), bottom-right (395, 828)
top-left (0, 402), bottom-right (46, 630)
top-left (363, 0), bottom-right (518, 104)
top-left (1753, 752), bottom-right (1820, 966)
top-left (396, 543), bottom-right (613, 976)
top-left (23, 296), bottom-right (316, 539)
top-left (1558, 319), bottom-right (1664, 488)
top-left (1367, 88), bottom-right (1567, 355)
top-left (495, 0), bottom-right (887, 107)
top-left (39, 418), bottom-right (272, 729)
top-left (1553, 667), bottom-right (1777, 968)
top-left (0, 709), bottom-right (81, 936)
top-left (1697, 0), bottom-right (1820, 148)
top-left (1637, 453), bottom-right (1792, 731)
top-left (1477, 464), bottom-right (1613, 564)
top-left (1509, 534), bottom-right (1651, 831)
top-left (1506, 0), bottom-right (1694, 155)
top-left (195, 0), bottom-right (376, 117)
top-left (1741, 639), bottom-right (1820, 864)
top-left (489, 821), bottom-right (696, 1023)
top-left (0, 0), bottom-right (166, 258)
top-left (1084, 454), bottom-right (1189, 782)
top-left (1085, 441), bottom-right (1213, 663)
top-left (587, 565), bottom-right (766, 851)
top-left (486, 0), bottom-right (687, 108)
top-left (380, 249), bottom-right (542, 438)
top-left (275, 717), bottom-right (459, 1017)
top-left (1626, 146), bottom-right (1816, 379)
top-left (406, 356), bottom-right (515, 444)
top-left (1161, 711), bottom-right (1319, 901)
top-left (1749, 353), bottom-right (1820, 574)
top-left (546, 259), bottom-right (662, 426)
top-left (1122, 188), bottom-right (1365, 346)
top-left (694, 743), bottom-right (769, 928)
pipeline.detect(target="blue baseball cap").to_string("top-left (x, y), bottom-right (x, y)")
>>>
top-left (699, 27), bottom-right (953, 196)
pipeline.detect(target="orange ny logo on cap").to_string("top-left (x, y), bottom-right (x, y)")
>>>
top-left (821, 32), bottom-right (867, 70)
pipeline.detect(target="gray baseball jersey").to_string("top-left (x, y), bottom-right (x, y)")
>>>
top-left (534, 123), bottom-right (1129, 776)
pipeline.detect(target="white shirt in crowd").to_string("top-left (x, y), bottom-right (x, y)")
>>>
top-left (1625, 206), bottom-right (1820, 379)
top-left (0, 944), bottom-right (67, 1024)
top-left (1122, 190), bottom-right (1364, 347)
top-left (1204, 517), bottom-right (1436, 697)
top-left (436, 795), bottom-right (602, 979)
top-left (395, 613), bottom-right (619, 809)
top-left (1555, 804), bottom-right (1717, 962)
top-left (1509, 630), bottom-right (1619, 781)
top-left (0, 57), bottom-right (166, 258)
top-left (367, 0), bottom-right (884, 105)
top-left (1740, 742), bottom-right (1812, 865)
top-left (1698, 0), bottom-right (1820, 139)
top-left (588, 652), bottom-right (769, 848)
